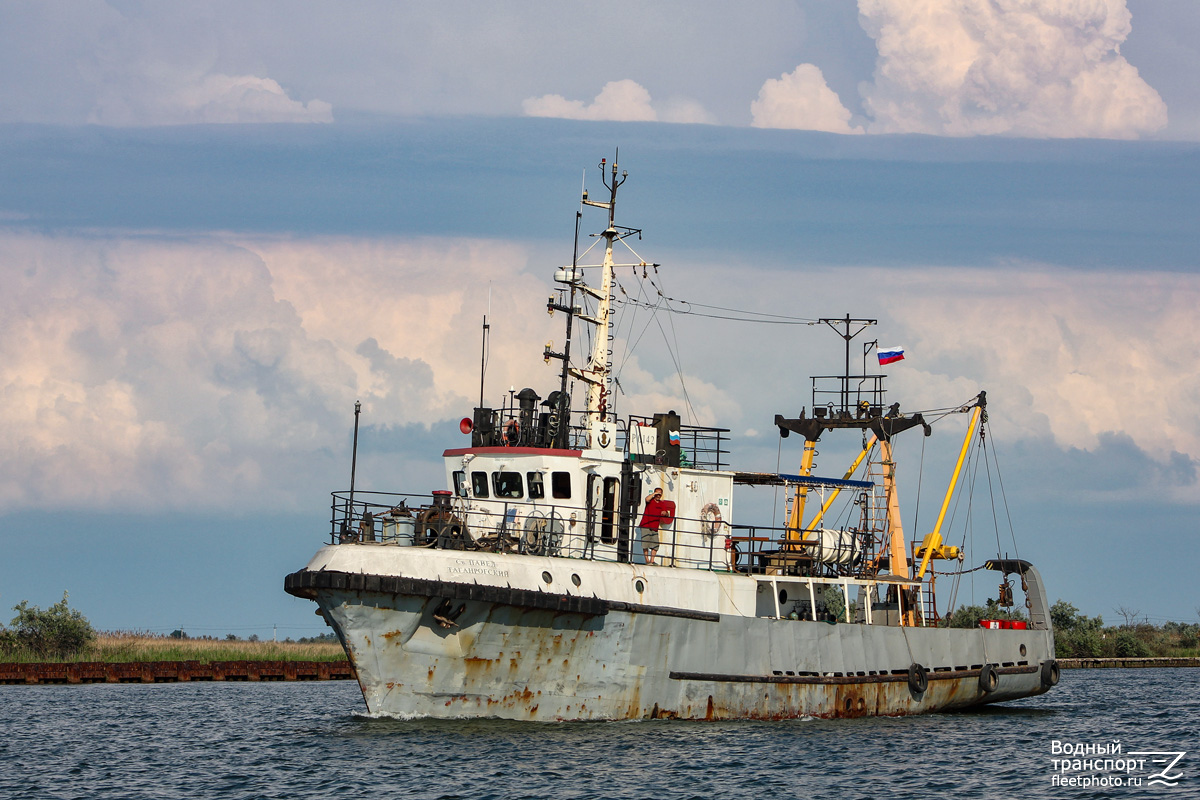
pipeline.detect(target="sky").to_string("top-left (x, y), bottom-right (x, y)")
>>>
top-left (1, 1), bottom-right (1198, 638)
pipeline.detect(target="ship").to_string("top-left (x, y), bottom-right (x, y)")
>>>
top-left (285, 156), bottom-right (1060, 720)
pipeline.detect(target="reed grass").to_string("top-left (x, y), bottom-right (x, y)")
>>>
top-left (0, 632), bottom-right (347, 664)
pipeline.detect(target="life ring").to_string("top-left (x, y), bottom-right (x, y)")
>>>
top-left (979, 663), bottom-right (999, 693)
top-left (504, 419), bottom-right (520, 445)
top-left (1041, 659), bottom-right (1060, 688)
top-left (907, 662), bottom-right (928, 694)
top-left (700, 503), bottom-right (723, 536)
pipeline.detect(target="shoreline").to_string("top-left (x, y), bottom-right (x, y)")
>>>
top-left (0, 659), bottom-right (355, 685)
top-left (1060, 657), bottom-right (1200, 669)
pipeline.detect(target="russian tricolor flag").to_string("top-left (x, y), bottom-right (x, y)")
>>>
top-left (877, 345), bottom-right (905, 365)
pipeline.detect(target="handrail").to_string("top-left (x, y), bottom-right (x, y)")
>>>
top-left (329, 490), bottom-right (882, 580)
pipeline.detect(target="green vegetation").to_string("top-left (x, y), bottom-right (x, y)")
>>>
top-left (820, 585), bottom-right (849, 622)
top-left (0, 594), bottom-right (345, 664)
top-left (1051, 601), bottom-right (1200, 659)
top-left (1, 631), bottom-right (347, 664)
top-left (942, 598), bottom-right (1199, 659)
top-left (0, 592), bottom-right (95, 659)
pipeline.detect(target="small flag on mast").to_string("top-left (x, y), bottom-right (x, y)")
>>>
top-left (877, 346), bottom-right (905, 365)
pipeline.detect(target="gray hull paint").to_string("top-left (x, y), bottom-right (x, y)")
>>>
top-left (318, 589), bottom-right (1054, 721)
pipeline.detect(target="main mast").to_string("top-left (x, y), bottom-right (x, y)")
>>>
top-left (578, 156), bottom-right (624, 429)
top-left (545, 155), bottom-right (637, 449)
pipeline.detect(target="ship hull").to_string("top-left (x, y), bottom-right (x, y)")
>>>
top-left (286, 546), bottom-right (1056, 721)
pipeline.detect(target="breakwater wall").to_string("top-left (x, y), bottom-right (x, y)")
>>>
top-left (1060, 657), bottom-right (1200, 669)
top-left (0, 660), bottom-right (355, 685)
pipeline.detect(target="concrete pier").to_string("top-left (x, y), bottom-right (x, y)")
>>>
top-left (0, 660), bottom-right (355, 685)
top-left (1060, 657), bottom-right (1200, 669)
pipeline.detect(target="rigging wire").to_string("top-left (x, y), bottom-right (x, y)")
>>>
top-left (985, 419), bottom-right (1022, 564)
top-left (610, 267), bottom-right (699, 423)
top-left (616, 295), bottom-right (819, 325)
top-left (984, 429), bottom-right (1005, 563)
top-left (948, 436), bottom-right (985, 613)
top-left (654, 271), bottom-right (699, 424)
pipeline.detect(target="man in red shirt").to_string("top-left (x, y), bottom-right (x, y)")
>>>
top-left (638, 487), bottom-right (675, 565)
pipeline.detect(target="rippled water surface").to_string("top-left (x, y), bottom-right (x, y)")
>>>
top-left (2, 669), bottom-right (1196, 799)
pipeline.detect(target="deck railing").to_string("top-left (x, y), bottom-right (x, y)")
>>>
top-left (330, 490), bottom-right (879, 579)
top-left (326, 490), bottom-right (944, 625)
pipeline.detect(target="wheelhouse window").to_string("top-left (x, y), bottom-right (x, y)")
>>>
top-left (453, 470), bottom-right (468, 497)
top-left (551, 471), bottom-right (572, 499)
top-left (527, 472), bottom-right (545, 500)
top-left (471, 471), bottom-right (489, 498)
top-left (493, 471), bottom-right (523, 499)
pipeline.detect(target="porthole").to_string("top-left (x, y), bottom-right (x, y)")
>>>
top-left (634, 579), bottom-right (645, 593)
top-left (778, 589), bottom-right (788, 604)
top-left (571, 573), bottom-right (581, 587)
top-left (542, 571), bottom-right (553, 585)
top-left (1020, 643), bottom-right (1027, 657)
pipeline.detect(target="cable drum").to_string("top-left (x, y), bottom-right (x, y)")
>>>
top-left (522, 511), bottom-right (548, 555)
top-left (415, 506), bottom-right (472, 550)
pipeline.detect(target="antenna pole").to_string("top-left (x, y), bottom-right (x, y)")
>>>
top-left (479, 314), bottom-right (490, 407)
top-left (348, 400), bottom-right (361, 514)
top-left (553, 200), bottom-right (583, 449)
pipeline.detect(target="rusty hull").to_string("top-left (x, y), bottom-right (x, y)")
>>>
top-left (316, 587), bottom-right (1053, 722)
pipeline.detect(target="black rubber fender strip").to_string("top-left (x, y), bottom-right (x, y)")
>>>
top-left (285, 568), bottom-right (722, 622)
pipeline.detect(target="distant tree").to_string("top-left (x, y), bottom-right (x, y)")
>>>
top-left (248, 634), bottom-right (259, 642)
top-left (2, 592), bottom-right (96, 659)
top-left (1114, 605), bottom-right (1141, 629)
top-left (1061, 628), bottom-right (1104, 658)
top-left (1050, 600), bottom-right (1103, 632)
top-left (1111, 630), bottom-right (1150, 658)
top-left (225, 633), bottom-right (239, 641)
top-left (819, 586), bottom-right (847, 622)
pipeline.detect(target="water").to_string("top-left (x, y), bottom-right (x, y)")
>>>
top-left (1, 670), bottom-right (1195, 799)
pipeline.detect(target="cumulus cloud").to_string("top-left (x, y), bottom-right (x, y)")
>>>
top-left (0, 232), bottom-right (554, 511)
top-left (634, 260), bottom-right (1199, 501)
top-left (89, 71), bottom-right (333, 126)
top-left (856, 0), bottom-right (1168, 138)
top-left (751, 64), bottom-right (863, 133)
top-left (523, 79), bottom-right (712, 124)
top-left (3, 228), bottom-right (1195, 511)
top-left (879, 267), bottom-right (1200, 467)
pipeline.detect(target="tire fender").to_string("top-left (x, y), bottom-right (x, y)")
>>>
top-left (979, 663), bottom-right (999, 693)
top-left (908, 662), bottom-right (928, 694)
